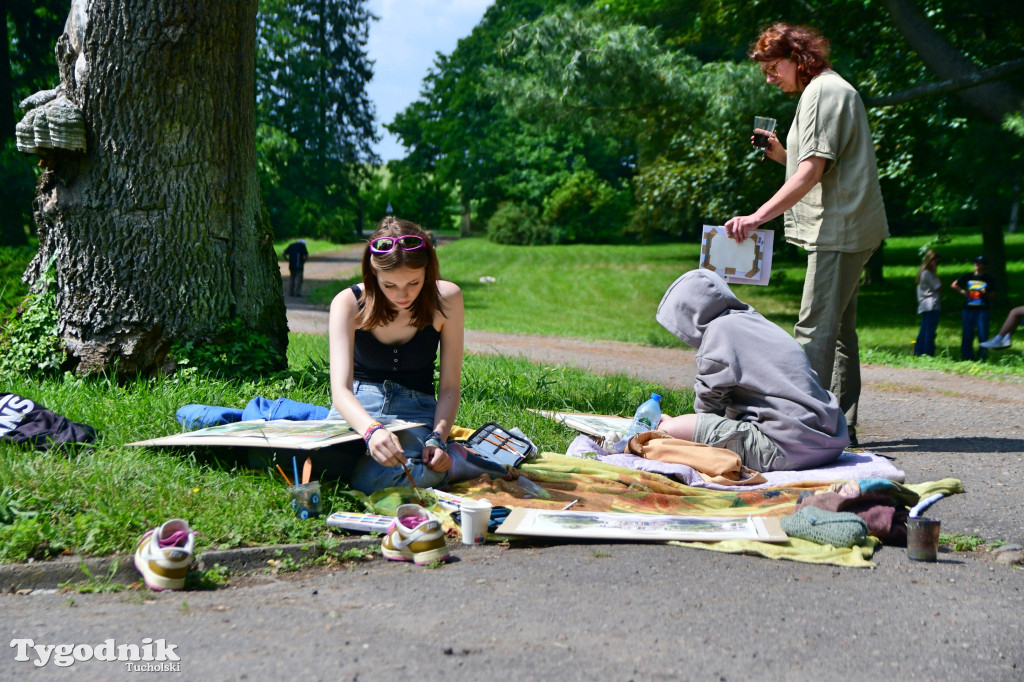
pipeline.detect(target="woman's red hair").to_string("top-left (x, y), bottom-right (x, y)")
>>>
top-left (750, 23), bottom-right (831, 87)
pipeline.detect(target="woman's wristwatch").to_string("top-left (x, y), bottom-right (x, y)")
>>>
top-left (424, 430), bottom-right (448, 453)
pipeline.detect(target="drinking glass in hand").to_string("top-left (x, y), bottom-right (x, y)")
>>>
top-left (753, 116), bottom-right (777, 151)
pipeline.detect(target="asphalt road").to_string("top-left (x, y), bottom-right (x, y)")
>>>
top-left (2, 249), bottom-right (1021, 680)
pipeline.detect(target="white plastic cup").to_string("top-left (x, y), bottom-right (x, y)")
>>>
top-left (460, 498), bottom-right (493, 545)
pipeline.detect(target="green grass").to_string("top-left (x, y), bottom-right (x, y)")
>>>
top-left (303, 227), bottom-right (1024, 377)
top-left (273, 237), bottom-right (355, 260)
top-left (435, 230), bottom-right (1024, 377)
top-left (0, 334), bottom-right (690, 564)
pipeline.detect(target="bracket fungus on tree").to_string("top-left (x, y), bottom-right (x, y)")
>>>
top-left (16, 0), bottom-right (89, 162)
top-left (15, 90), bottom-right (87, 159)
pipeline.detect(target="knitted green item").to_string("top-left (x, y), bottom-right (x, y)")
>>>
top-left (781, 507), bottom-right (869, 548)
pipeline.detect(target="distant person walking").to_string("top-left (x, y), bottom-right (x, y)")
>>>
top-left (951, 256), bottom-right (994, 360)
top-left (723, 23), bottom-right (889, 446)
top-left (283, 239), bottom-right (309, 297)
top-left (914, 249), bottom-right (942, 356)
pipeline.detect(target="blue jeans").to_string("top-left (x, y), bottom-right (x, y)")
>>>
top-left (914, 310), bottom-right (940, 356)
top-left (328, 380), bottom-right (450, 494)
top-left (960, 307), bottom-right (990, 361)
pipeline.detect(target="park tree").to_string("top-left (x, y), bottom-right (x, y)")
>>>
top-left (12, 0), bottom-right (286, 376)
top-left (489, 7), bottom-right (780, 240)
top-left (388, 0), bottom-right (637, 242)
top-left (388, 0), bottom-right (582, 235)
top-left (255, 0), bottom-right (378, 241)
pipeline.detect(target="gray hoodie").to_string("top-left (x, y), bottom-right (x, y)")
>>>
top-left (656, 269), bottom-right (848, 469)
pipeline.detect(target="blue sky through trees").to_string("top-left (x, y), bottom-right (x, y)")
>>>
top-left (366, 0), bottom-right (492, 161)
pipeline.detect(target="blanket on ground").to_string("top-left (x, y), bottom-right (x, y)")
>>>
top-left (446, 451), bottom-right (964, 568)
top-left (567, 434), bottom-right (905, 490)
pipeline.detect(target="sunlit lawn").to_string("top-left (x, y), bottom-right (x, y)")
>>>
top-left (307, 227), bottom-right (1024, 377)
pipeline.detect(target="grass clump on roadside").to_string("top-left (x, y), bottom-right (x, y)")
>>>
top-left (938, 532), bottom-right (990, 552)
top-left (0, 333), bottom-right (691, 564)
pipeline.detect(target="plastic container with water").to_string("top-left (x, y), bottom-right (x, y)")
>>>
top-left (626, 393), bottom-right (662, 439)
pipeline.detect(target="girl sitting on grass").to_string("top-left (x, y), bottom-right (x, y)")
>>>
top-left (327, 216), bottom-right (464, 494)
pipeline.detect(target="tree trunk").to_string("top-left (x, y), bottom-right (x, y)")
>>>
top-left (459, 195), bottom-right (471, 237)
top-left (1010, 173), bottom-right (1020, 234)
top-left (23, 0), bottom-right (286, 376)
top-left (981, 215), bottom-right (1008, 306)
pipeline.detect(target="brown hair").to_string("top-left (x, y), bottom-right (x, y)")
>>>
top-left (358, 216), bottom-right (445, 329)
top-left (916, 249), bottom-right (940, 285)
top-left (750, 23), bottom-right (831, 87)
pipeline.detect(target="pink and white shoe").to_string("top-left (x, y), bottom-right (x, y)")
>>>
top-left (133, 519), bottom-right (195, 591)
top-left (381, 504), bottom-right (450, 565)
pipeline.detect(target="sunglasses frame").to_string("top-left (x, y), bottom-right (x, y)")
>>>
top-left (369, 234), bottom-right (426, 254)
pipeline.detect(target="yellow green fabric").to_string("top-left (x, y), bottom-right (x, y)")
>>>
top-left (671, 536), bottom-right (881, 568)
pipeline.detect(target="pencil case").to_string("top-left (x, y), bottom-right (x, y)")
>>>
top-left (463, 422), bottom-right (537, 470)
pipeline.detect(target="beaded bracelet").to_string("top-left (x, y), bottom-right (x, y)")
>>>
top-left (363, 421), bottom-right (386, 445)
top-left (425, 430), bottom-right (448, 453)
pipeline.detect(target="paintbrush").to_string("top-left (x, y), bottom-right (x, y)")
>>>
top-left (302, 456), bottom-right (313, 485)
top-left (276, 464), bottom-right (293, 486)
top-left (401, 459), bottom-right (417, 489)
top-left (483, 435), bottom-right (519, 455)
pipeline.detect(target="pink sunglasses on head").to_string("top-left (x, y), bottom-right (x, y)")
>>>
top-left (369, 235), bottom-right (425, 254)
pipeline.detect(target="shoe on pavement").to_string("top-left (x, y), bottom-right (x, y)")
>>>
top-left (381, 504), bottom-right (450, 565)
top-left (979, 335), bottom-right (1011, 349)
top-left (134, 519), bottom-right (195, 591)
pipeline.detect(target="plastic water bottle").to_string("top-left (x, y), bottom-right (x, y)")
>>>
top-left (626, 393), bottom-right (662, 438)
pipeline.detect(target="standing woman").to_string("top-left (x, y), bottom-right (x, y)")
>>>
top-left (723, 23), bottom-right (889, 446)
top-left (328, 217), bottom-right (464, 494)
top-left (914, 250), bottom-right (941, 356)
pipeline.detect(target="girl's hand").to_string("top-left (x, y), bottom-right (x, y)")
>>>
top-left (422, 446), bottom-right (451, 473)
top-left (367, 429), bottom-right (406, 467)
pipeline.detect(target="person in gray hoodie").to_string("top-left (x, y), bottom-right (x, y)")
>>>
top-left (655, 269), bottom-right (849, 472)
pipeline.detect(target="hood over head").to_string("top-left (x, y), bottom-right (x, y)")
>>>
top-left (656, 269), bottom-right (752, 348)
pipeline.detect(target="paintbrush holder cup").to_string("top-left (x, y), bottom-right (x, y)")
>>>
top-left (289, 481), bottom-right (322, 519)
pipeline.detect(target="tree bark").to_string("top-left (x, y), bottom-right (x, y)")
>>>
top-left (24, 0), bottom-right (286, 376)
top-left (459, 195), bottom-right (472, 237)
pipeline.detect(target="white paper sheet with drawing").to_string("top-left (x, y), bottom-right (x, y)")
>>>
top-left (698, 224), bottom-right (774, 285)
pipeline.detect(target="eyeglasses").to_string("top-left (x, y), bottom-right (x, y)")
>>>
top-left (369, 235), bottom-right (425, 254)
top-left (761, 58), bottom-right (784, 79)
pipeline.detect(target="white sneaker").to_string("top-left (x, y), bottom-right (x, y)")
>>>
top-left (381, 504), bottom-right (450, 565)
top-left (979, 335), bottom-right (1011, 349)
top-left (134, 519), bottom-right (195, 590)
